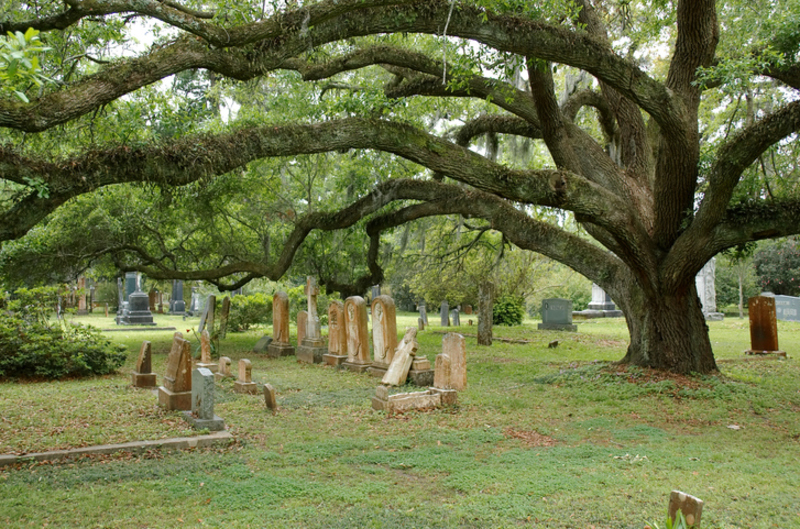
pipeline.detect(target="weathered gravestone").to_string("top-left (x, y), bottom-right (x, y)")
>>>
top-left (418, 317), bottom-right (425, 331)
top-left (199, 295), bottom-right (216, 334)
top-left (214, 356), bottom-right (233, 383)
top-left (264, 383), bottom-right (278, 413)
top-left (451, 309), bottom-right (460, 326)
top-left (131, 340), bottom-right (157, 388)
top-left (267, 291), bottom-right (295, 358)
top-left (343, 296), bottom-right (371, 373)
top-left (668, 490), bottom-right (703, 528)
top-left (158, 333), bottom-right (192, 410)
top-left (218, 296), bottom-right (231, 339)
top-left (440, 301), bottom-right (450, 326)
top-left (695, 258), bottom-right (724, 321)
top-left (169, 279), bottom-right (186, 314)
top-left (434, 332), bottom-right (467, 392)
top-left (196, 329), bottom-right (217, 373)
top-left (296, 277), bottom-right (328, 364)
top-left (252, 335), bottom-right (273, 354)
top-left (183, 368), bottom-right (225, 431)
top-left (121, 273), bottom-right (156, 326)
top-left (382, 327), bottom-right (418, 386)
top-left (463, 305), bottom-right (473, 315)
top-left (323, 300), bottom-right (348, 366)
top-left (774, 295), bottom-right (800, 322)
top-left (369, 295), bottom-right (398, 377)
top-left (745, 296), bottom-right (786, 356)
top-left (234, 359), bottom-right (259, 395)
top-left (418, 301), bottom-right (429, 325)
top-left (538, 298), bottom-right (578, 331)
top-left (296, 310), bottom-right (308, 346)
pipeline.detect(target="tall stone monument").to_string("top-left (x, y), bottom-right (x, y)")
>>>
top-left (121, 273), bottom-right (156, 326)
top-left (158, 333), bottom-right (192, 410)
top-left (342, 296), bottom-right (370, 373)
top-left (369, 295), bottom-right (397, 377)
top-left (267, 291), bottom-right (295, 358)
top-left (695, 258), bottom-right (724, 321)
top-left (170, 279), bottom-right (186, 314)
top-left (323, 300), bottom-right (348, 366)
top-left (296, 277), bottom-right (328, 364)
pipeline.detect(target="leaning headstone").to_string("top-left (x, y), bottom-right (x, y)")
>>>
top-left (435, 332), bottom-right (467, 391)
top-left (451, 309), bottom-right (460, 326)
top-left (323, 300), bottom-right (348, 366)
top-left (538, 298), bottom-right (578, 331)
top-left (267, 291), bottom-right (295, 358)
top-left (214, 356), bottom-right (233, 383)
top-left (131, 340), bottom-right (157, 388)
top-left (234, 359), bottom-right (259, 395)
top-left (297, 310), bottom-right (308, 346)
top-left (369, 295), bottom-right (398, 377)
top-left (668, 490), bottom-right (703, 528)
top-left (196, 329), bottom-right (217, 372)
top-left (382, 328), bottom-right (419, 386)
top-left (183, 368), bottom-right (225, 431)
top-left (253, 335), bottom-right (273, 353)
top-left (264, 383), bottom-right (278, 413)
top-left (218, 296), bottom-right (231, 339)
top-left (745, 296), bottom-right (786, 356)
top-left (440, 301), bottom-right (450, 326)
top-left (158, 333), bottom-right (192, 410)
top-left (342, 296), bottom-right (371, 373)
top-left (296, 277), bottom-right (328, 364)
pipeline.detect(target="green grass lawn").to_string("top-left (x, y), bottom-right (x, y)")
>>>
top-left (1, 312), bottom-right (798, 528)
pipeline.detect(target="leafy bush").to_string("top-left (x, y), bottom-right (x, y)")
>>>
top-left (0, 287), bottom-right (126, 379)
top-left (492, 296), bottom-right (525, 326)
top-left (227, 293), bottom-right (272, 332)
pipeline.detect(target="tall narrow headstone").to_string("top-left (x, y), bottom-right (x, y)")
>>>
top-left (218, 296), bottom-right (231, 339)
top-left (745, 296), bottom-right (785, 355)
top-left (234, 359), bottom-right (259, 394)
top-left (342, 296), bottom-right (370, 373)
top-left (381, 328), bottom-right (419, 386)
top-left (170, 279), bottom-right (186, 314)
top-left (197, 329), bottom-right (217, 372)
top-left (267, 291), bottom-right (295, 358)
top-left (369, 295), bottom-right (398, 377)
top-left (131, 340), bottom-right (157, 387)
top-left (158, 333), bottom-right (192, 410)
top-left (203, 295), bottom-right (217, 334)
top-left (418, 301), bottom-right (429, 325)
top-left (323, 300), bottom-right (348, 366)
top-left (183, 368), bottom-right (224, 431)
top-left (695, 258), bottom-right (724, 321)
top-left (436, 333), bottom-right (467, 391)
top-left (451, 309), bottom-right (460, 326)
top-left (296, 277), bottom-right (328, 364)
top-left (440, 301), bottom-right (450, 326)
top-left (297, 310), bottom-right (308, 346)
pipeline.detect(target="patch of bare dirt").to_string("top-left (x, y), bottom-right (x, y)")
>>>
top-left (503, 427), bottom-right (556, 447)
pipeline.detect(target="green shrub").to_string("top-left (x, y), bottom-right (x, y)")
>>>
top-left (0, 287), bottom-right (126, 379)
top-left (227, 293), bottom-right (273, 332)
top-left (492, 296), bottom-right (525, 326)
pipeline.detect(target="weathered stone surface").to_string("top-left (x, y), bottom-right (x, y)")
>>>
top-left (267, 291), bottom-right (295, 357)
top-left (214, 356), bottom-right (233, 383)
top-left (774, 294), bottom-right (800, 322)
top-left (429, 387), bottom-right (458, 406)
top-left (233, 359), bottom-right (258, 395)
top-left (344, 296), bottom-right (370, 365)
top-left (418, 317), bottom-right (425, 331)
top-left (252, 335), bottom-right (273, 353)
top-left (440, 301), bottom-right (450, 326)
top-left (374, 390), bottom-right (442, 413)
top-left (381, 328), bottom-right (418, 386)
top-left (451, 309), bottom-right (460, 326)
top-left (131, 340), bottom-right (157, 388)
top-left (418, 301), bottom-right (428, 325)
top-left (297, 310), bottom-right (308, 346)
top-left (304, 277), bottom-right (323, 342)
top-left (668, 490), bottom-right (703, 528)
top-left (434, 352), bottom-right (451, 389)
top-left (196, 329), bottom-right (217, 372)
top-left (183, 368), bottom-right (224, 431)
top-left (328, 301), bottom-right (346, 355)
top-left (438, 333), bottom-right (467, 390)
top-left (264, 383), bottom-right (278, 412)
top-left (371, 295), bottom-right (397, 368)
top-left (408, 368), bottom-right (434, 387)
top-left (538, 298), bottom-right (578, 331)
top-left (158, 333), bottom-right (192, 410)
top-left (747, 296), bottom-right (784, 354)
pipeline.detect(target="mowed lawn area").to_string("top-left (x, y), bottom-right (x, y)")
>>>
top-left (1, 313), bottom-right (798, 528)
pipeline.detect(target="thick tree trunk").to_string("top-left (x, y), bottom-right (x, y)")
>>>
top-left (618, 282), bottom-right (718, 374)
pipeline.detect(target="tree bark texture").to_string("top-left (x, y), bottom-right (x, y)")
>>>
top-left (477, 281), bottom-right (494, 346)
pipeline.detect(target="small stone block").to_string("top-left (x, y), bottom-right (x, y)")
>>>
top-left (182, 411), bottom-right (225, 432)
top-left (412, 357), bottom-right (431, 371)
top-left (668, 490), bottom-right (703, 528)
top-left (131, 372), bottom-right (157, 388)
top-left (343, 362), bottom-right (372, 374)
top-left (386, 390), bottom-right (441, 413)
top-left (196, 362), bottom-right (218, 373)
top-left (157, 387), bottom-right (192, 411)
top-left (267, 342), bottom-right (295, 358)
top-left (429, 387), bottom-right (458, 406)
top-left (234, 381), bottom-right (259, 395)
top-left (296, 343), bottom-right (327, 364)
top-left (323, 353), bottom-right (348, 367)
top-left (408, 369), bottom-right (434, 387)
top-left (264, 383), bottom-right (278, 412)
top-left (371, 395), bottom-right (388, 411)
top-left (375, 385), bottom-right (389, 400)
top-left (367, 365), bottom-right (388, 378)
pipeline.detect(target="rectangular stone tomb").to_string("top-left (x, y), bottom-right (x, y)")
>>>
top-left (538, 298), bottom-right (578, 331)
top-left (158, 333), bottom-right (193, 410)
top-left (131, 340), bottom-right (157, 388)
top-left (371, 385), bottom-right (456, 413)
top-left (183, 368), bottom-right (225, 431)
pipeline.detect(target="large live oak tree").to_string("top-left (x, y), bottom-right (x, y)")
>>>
top-left (2, 0), bottom-right (800, 373)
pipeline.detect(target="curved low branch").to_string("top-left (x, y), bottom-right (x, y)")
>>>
top-left (455, 115), bottom-right (542, 146)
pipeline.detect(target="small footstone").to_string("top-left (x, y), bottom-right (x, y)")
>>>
top-left (264, 383), bottom-right (278, 413)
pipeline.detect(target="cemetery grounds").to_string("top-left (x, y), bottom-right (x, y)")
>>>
top-left (1, 313), bottom-right (799, 528)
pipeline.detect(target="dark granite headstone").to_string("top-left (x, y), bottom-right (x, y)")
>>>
top-left (538, 298), bottom-right (577, 331)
